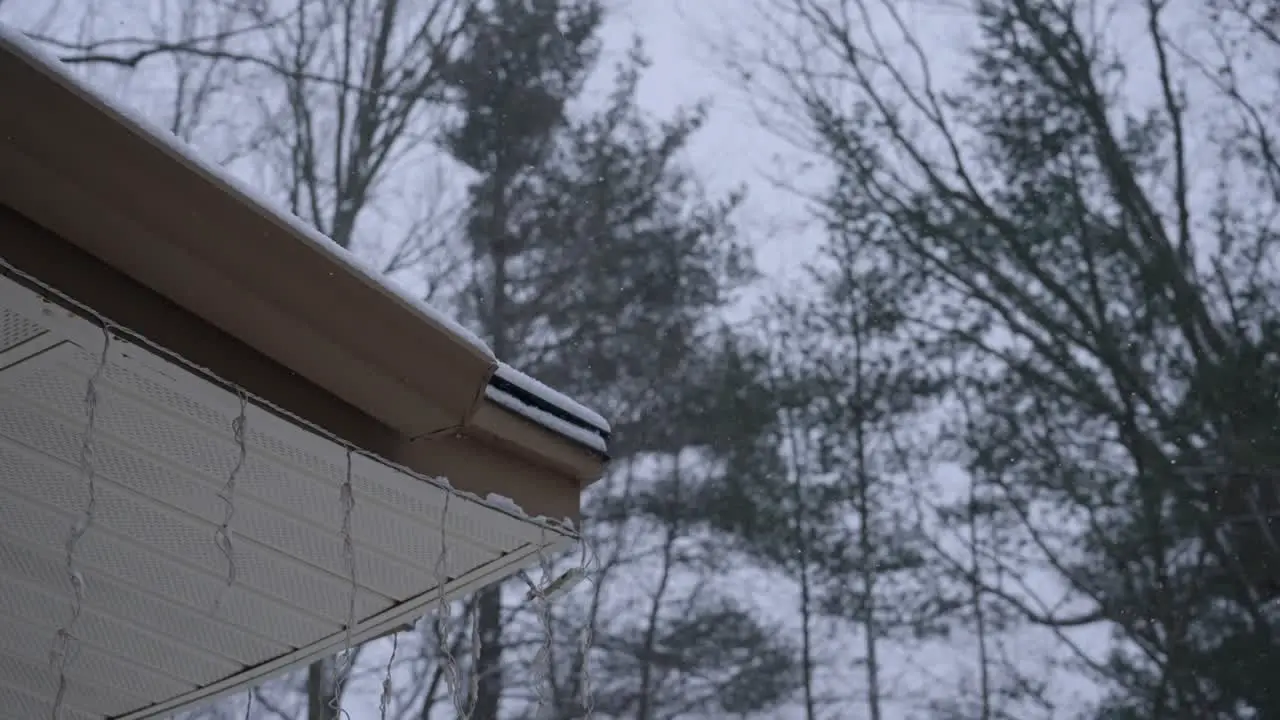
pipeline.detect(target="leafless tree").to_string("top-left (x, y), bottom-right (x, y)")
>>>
top-left (12, 0), bottom-right (480, 717)
top-left (725, 0), bottom-right (1280, 715)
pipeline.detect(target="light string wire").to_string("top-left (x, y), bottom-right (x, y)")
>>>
top-left (433, 493), bottom-right (468, 718)
top-left (329, 447), bottom-right (359, 720)
top-left (467, 589), bottom-right (482, 713)
top-left (378, 626), bottom-right (400, 720)
top-left (0, 260), bottom-right (588, 716)
top-left (527, 531), bottom-right (555, 720)
top-left (517, 528), bottom-right (598, 719)
top-left (0, 258), bottom-right (578, 535)
top-left (48, 325), bottom-right (111, 720)
top-left (576, 538), bottom-right (599, 719)
top-left (212, 388), bottom-right (249, 615)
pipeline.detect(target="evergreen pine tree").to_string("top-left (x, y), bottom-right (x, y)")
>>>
top-left (441, 3), bottom-right (787, 717)
top-left (441, 2), bottom-right (603, 715)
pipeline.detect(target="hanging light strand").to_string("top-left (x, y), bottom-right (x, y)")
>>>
top-left (528, 529), bottom-right (556, 719)
top-left (0, 259), bottom-right (590, 720)
top-left (378, 626), bottom-right (400, 720)
top-left (49, 327), bottom-right (112, 720)
top-left (467, 594), bottom-right (482, 714)
top-left (515, 527), bottom-right (598, 719)
top-left (517, 532), bottom-right (598, 719)
top-left (329, 447), bottom-right (359, 720)
top-left (433, 493), bottom-right (467, 718)
top-left (576, 539), bottom-right (598, 719)
top-left (212, 389), bottom-right (249, 615)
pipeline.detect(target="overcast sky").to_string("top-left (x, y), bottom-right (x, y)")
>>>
top-left (0, 1), bottom-right (1119, 716)
top-left (602, 0), bottom-right (824, 291)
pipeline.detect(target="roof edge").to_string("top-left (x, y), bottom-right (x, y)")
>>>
top-left (0, 26), bottom-right (614, 471)
top-left (0, 26), bottom-right (498, 436)
top-left (0, 27), bottom-right (495, 363)
top-left (118, 538), bottom-right (575, 719)
top-left (492, 363), bottom-right (611, 434)
top-left (471, 387), bottom-right (609, 487)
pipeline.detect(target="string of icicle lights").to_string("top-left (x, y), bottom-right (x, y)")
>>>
top-left (0, 257), bottom-right (596, 720)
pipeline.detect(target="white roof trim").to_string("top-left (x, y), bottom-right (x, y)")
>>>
top-left (0, 24), bottom-right (494, 362)
top-left (492, 364), bottom-right (610, 435)
top-left (0, 270), bottom-right (575, 719)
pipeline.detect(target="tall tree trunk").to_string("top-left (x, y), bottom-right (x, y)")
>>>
top-left (474, 189), bottom-right (512, 720)
top-left (968, 480), bottom-right (993, 720)
top-left (635, 455), bottom-right (683, 720)
top-left (857, 475), bottom-right (883, 720)
top-left (780, 403), bottom-right (818, 720)
top-left (852, 330), bottom-right (883, 720)
top-left (307, 659), bottom-right (337, 720)
top-left (473, 587), bottom-right (504, 720)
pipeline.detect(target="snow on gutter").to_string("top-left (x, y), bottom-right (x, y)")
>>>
top-left (0, 24), bottom-right (493, 361)
top-left (0, 23), bottom-right (612, 462)
top-left (484, 363), bottom-right (611, 458)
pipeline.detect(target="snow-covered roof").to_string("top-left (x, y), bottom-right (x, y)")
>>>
top-left (0, 269), bottom-right (579, 718)
top-left (0, 22), bottom-right (608, 720)
top-left (0, 23), bottom-right (610, 469)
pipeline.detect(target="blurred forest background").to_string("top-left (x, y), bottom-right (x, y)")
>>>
top-left (4, 0), bottom-right (1280, 717)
